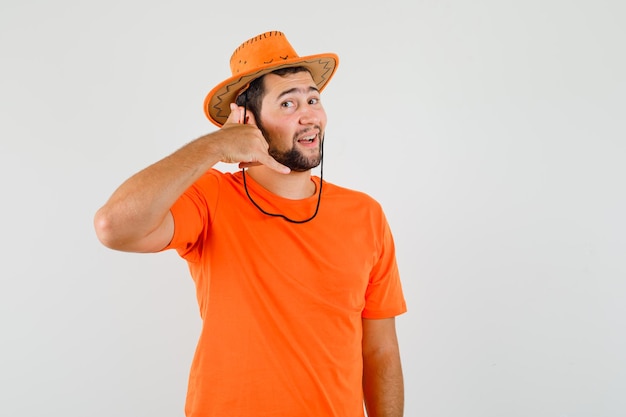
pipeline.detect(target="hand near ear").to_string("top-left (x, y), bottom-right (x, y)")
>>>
top-left (217, 103), bottom-right (290, 174)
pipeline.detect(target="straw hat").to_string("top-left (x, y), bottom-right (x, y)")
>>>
top-left (204, 31), bottom-right (339, 127)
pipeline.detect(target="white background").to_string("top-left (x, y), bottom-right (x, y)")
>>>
top-left (1, 0), bottom-right (625, 416)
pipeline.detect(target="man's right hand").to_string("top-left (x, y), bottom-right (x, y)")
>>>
top-left (213, 103), bottom-right (290, 174)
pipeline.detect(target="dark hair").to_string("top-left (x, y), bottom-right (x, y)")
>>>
top-left (234, 66), bottom-right (311, 124)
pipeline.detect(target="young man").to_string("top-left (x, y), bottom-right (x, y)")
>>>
top-left (94, 30), bottom-right (407, 417)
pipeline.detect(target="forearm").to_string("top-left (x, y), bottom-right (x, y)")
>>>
top-left (363, 347), bottom-right (404, 417)
top-left (95, 104), bottom-right (288, 252)
top-left (94, 134), bottom-right (222, 251)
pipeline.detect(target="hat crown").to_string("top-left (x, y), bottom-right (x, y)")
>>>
top-left (229, 31), bottom-right (299, 75)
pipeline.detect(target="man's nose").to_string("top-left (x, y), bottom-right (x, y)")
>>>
top-left (299, 106), bottom-right (322, 125)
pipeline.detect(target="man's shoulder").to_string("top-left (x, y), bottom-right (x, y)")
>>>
top-left (200, 168), bottom-right (241, 185)
top-left (321, 179), bottom-right (383, 209)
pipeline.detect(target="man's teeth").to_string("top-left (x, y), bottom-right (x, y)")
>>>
top-left (299, 135), bottom-right (315, 142)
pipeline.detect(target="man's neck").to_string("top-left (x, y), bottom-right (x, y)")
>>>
top-left (246, 166), bottom-right (316, 200)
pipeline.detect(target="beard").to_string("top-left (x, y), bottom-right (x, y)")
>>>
top-left (259, 124), bottom-right (323, 172)
top-left (269, 144), bottom-right (322, 172)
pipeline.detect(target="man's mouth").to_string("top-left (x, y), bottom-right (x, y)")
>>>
top-left (297, 134), bottom-right (316, 144)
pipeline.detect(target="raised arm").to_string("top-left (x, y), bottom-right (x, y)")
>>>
top-left (362, 317), bottom-right (404, 417)
top-left (93, 104), bottom-right (289, 253)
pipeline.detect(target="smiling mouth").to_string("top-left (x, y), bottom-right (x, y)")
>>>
top-left (297, 134), bottom-right (316, 144)
top-left (296, 129), bottom-right (321, 144)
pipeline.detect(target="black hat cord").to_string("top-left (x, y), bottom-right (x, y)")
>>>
top-left (241, 91), bottom-right (323, 224)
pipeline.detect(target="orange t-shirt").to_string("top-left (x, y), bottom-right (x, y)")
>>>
top-left (165, 169), bottom-right (406, 417)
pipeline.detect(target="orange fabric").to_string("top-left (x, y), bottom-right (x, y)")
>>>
top-left (165, 169), bottom-right (406, 417)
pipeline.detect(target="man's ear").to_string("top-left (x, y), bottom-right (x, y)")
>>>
top-left (244, 108), bottom-right (258, 127)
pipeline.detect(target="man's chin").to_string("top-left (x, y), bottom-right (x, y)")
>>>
top-left (289, 162), bottom-right (320, 172)
top-left (270, 148), bottom-right (322, 172)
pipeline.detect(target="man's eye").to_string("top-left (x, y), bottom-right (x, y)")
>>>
top-left (309, 98), bottom-right (319, 105)
top-left (281, 101), bottom-right (294, 108)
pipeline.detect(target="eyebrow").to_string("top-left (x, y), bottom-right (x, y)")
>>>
top-left (276, 86), bottom-right (319, 100)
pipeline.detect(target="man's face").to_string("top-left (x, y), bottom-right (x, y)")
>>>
top-left (257, 71), bottom-right (327, 172)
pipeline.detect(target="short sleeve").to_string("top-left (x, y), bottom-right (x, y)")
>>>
top-left (161, 170), bottom-right (220, 262)
top-left (362, 215), bottom-right (407, 319)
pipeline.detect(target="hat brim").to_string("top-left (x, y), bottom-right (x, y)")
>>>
top-left (204, 53), bottom-right (338, 127)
